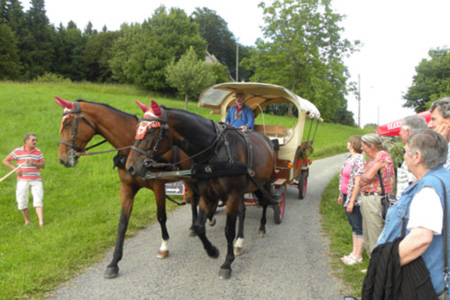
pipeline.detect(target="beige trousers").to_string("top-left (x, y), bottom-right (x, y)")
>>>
top-left (360, 194), bottom-right (385, 258)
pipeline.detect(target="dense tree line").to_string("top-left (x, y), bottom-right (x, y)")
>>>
top-left (0, 0), bottom-right (360, 125)
top-left (404, 47), bottom-right (450, 112)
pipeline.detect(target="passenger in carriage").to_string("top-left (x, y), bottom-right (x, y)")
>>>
top-left (225, 91), bottom-right (254, 130)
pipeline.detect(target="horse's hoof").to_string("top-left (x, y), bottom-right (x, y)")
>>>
top-left (207, 217), bottom-right (216, 227)
top-left (187, 229), bottom-right (197, 237)
top-left (258, 230), bottom-right (266, 238)
top-left (219, 268), bottom-right (232, 280)
top-left (207, 246), bottom-right (220, 258)
top-left (104, 266), bottom-right (119, 279)
top-left (234, 246), bottom-right (243, 256)
top-left (156, 250), bottom-right (169, 259)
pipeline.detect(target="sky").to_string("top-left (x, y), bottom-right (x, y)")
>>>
top-left (22, 0), bottom-right (450, 127)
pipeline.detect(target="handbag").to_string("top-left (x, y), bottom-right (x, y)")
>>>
top-left (377, 170), bottom-right (397, 219)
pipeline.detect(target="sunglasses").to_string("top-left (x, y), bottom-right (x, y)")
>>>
top-left (30, 139), bottom-right (37, 142)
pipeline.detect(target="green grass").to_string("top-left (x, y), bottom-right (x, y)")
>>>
top-left (0, 81), bottom-right (372, 299)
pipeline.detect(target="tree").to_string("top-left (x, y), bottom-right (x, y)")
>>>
top-left (403, 47), bottom-right (450, 112)
top-left (21, 0), bottom-right (54, 79)
top-left (110, 6), bottom-right (206, 91)
top-left (0, 23), bottom-right (21, 79)
top-left (242, 0), bottom-right (359, 123)
top-left (83, 30), bottom-right (120, 82)
top-left (166, 46), bottom-right (216, 109)
top-left (52, 21), bottom-right (87, 80)
top-left (191, 7), bottom-right (253, 81)
top-left (0, 0), bottom-right (7, 23)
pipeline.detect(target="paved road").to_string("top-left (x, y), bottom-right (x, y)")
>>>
top-left (49, 153), bottom-right (348, 300)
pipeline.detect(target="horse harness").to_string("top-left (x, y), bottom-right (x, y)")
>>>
top-left (136, 107), bottom-right (278, 205)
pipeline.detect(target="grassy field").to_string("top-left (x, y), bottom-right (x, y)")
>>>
top-left (0, 81), bottom-right (371, 299)
top-left (320, 175), bottom-right (369, 298)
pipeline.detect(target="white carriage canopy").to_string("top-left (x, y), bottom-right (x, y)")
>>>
top-left (198, 83), bottom-right (321, 182)
top-left (198, 82), bottom-right (321, 120)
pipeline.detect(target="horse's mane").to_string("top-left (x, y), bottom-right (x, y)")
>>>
top-left (77, 99), bottom-right (139, 121)
top-left (162, 106), bottom-right (210, 122)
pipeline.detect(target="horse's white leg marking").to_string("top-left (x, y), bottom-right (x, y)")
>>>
top-left (157, 239), bottom-right (169, 259)
top-left (234, 237), bottom-right (244, 256)
top-left (159, 239), bottom-right (168, 252)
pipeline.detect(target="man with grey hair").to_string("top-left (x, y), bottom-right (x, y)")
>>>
top-left (396, 115), bottom-right (428, 198)
top-left (374, 129), bottom-right (450, 298)
top-left (428, 97), bottom-right (450, 171)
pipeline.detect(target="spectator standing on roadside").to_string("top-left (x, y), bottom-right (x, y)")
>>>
top-left (396, 115), bottom-right (428, 198)
top-left (428, 97), bottom-right (450, 171)
top-left (359, 134), bottom-right (395, 258)
top-left (3, 133), bottom-right (45, 226)
top-left (338, 135), bottom-right (365, 265)
top-left (373, 129), bottom-right (450, 299)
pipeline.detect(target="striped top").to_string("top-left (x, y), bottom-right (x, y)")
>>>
top-left (9, 147), bottom-right (44, 180)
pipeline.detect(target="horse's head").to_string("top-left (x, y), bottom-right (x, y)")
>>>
top-left (126, 99), bottom-right (173, 178)
top-left (54, 96), bottom-right (97, 168)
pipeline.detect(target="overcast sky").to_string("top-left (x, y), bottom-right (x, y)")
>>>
top-left (22, 0), bottom-right (450, 127)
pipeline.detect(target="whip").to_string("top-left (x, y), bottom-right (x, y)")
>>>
top-left (0, 162), bottom-right (27, 183)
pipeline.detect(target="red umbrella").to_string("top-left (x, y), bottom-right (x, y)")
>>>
top-left (376, 111), bottom-right (431, 136)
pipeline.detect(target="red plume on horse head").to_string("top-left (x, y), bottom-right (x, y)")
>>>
top-left (54, 96), bottom-right (74, 110)
top-left (135, 99), bottom-right (162, 117)
top-left (150, 99), bottom-right (162, 117)
top-left (135, 100), bottom-right (150, 113)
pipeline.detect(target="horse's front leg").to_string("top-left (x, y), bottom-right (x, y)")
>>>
top-left (194, 197), bottom-right (219, 258)
top-left (219, 193), bottom-right (240, 280)
top-left (234, 198), bottom-right (245, 256)
top-left (104, 183), bottom-right (138, 279)
top-left (154, 182), bottom-right (170, 258)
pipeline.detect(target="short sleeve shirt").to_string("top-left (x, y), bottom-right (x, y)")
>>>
top-left (407, 187), bottom-right (443, 235)
top-left (362, 150), bottom-right (395, 194)
top-left (9, 147), bottom-right (44, 180)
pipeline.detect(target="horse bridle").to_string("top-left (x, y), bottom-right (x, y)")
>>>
top-left (60, 101), bottom-right (107, 154)
top-left (130, 107), bottom-right (173, 167)
top-left (131, 107), bottom-right (234, 169)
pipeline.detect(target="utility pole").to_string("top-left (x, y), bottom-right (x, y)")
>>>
top-left (358, 74), bottom-right (361, 128)
top-left (236, 41), bottom-right (239, 82)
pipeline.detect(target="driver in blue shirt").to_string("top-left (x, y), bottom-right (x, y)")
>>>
top-left (225, 91), bottom-right (254, 130)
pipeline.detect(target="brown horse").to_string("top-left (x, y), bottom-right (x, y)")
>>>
top-left (55, 97), bottom-right (203, 279)
top-left (126, 100), bottom-right (276, 279)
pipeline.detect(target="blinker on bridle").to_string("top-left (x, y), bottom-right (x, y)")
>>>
top-left (131, 107), bottom-right (173, 167)
top-left (59, 101), bottom-right (107, 153)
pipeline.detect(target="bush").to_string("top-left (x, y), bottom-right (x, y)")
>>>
top-left (33, 72), bottom-right (72, 83)
top-left (383, 136), bottom-right (404, 168)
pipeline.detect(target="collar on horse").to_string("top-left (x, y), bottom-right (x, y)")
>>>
top-left (59, 101), bottom-right (107, 153)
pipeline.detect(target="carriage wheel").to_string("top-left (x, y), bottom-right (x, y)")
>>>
top-left (273, 187), bottom-right (286, 224)
top-left (298, 171), bottom-right (308, 200)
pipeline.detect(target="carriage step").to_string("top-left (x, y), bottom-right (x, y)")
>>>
top-left (273, 178), bottom-right (286, 186)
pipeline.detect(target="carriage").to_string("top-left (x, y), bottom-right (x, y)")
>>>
top-left (198, 82), bottom-right (322, 223)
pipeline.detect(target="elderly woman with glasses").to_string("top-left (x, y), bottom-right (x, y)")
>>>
top-left (359, 133), bottom-right (395, 258)
top-left (363, 129), bottom-right (450, 299)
